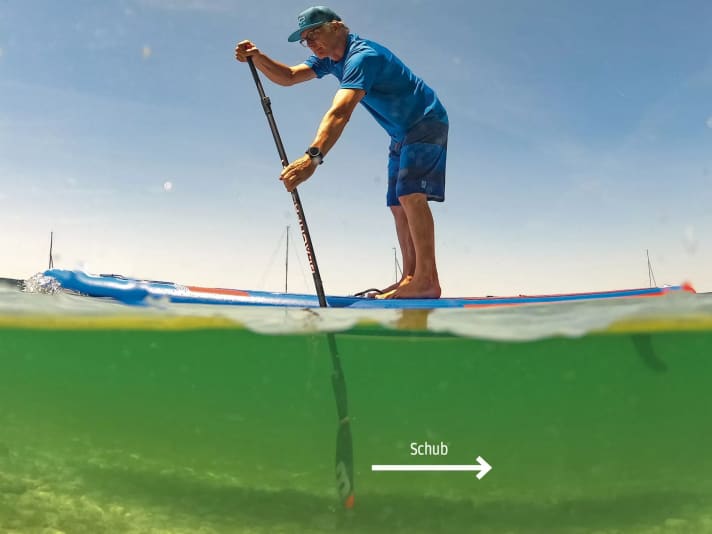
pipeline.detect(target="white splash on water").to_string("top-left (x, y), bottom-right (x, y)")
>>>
top-left (22, 273), bottom-right (62, 295)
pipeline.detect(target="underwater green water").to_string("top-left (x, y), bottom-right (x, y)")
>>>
top-left (1, 325), bottom-right (711, 533)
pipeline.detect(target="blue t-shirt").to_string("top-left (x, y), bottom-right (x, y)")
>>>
top-left (304, 34), bottom-right (447, 140)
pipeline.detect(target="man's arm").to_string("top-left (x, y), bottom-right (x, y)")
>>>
top-left (311, 88), bottom-right (365, 155)
top-left (252, 56), bottom-right (317, 86)
top-left (235, 40), bottom-right (316, 86)
top-left (279, 88), bottom-right (365, 192)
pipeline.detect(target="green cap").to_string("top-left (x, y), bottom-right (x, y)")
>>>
top-left (287, 6), bottom-right (341, 42)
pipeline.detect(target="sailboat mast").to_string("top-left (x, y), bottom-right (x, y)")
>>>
top-left (393, 247), bottom-right (397, 283)
top-left (285, 225), bottom-right (290, 293)
top-left (393, 247), bottom-right (403, 283)
top-left (646, 249), bottom-right (657, 288)
top-left (48, 231), bottom-right (54, 269)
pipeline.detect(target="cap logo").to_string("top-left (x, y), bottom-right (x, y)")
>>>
top-left (298, 15), bottom-right (306, 25)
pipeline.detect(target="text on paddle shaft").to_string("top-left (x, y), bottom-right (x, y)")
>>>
top-left (292, 198), bottom-right (317, 274)
top-left (410, 441), bottom-right (448, 456)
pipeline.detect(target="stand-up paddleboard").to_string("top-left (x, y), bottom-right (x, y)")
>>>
top-left (42, 269), bottom-right (696, 309)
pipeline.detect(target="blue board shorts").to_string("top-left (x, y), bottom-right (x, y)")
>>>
top-left (387, 119), bottom-right (448, 207)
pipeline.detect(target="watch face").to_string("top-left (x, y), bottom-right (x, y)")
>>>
top-left (308, 147), bottom-right (321, 157)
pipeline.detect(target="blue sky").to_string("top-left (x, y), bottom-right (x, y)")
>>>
top-left (1, 0), bottom-right (711, 296)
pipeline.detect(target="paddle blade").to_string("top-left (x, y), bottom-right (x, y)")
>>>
top-left (335, 419), bottom-right (354, 509)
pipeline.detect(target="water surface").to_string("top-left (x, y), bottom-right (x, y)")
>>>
top-left (1, 286), bottom-right (711, 533)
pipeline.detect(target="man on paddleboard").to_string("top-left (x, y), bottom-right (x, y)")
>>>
top-left (235, 6), bottom-right (448, 299)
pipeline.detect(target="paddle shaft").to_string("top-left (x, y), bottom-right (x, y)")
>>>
top-left (246, 59), bottom-right (328, 305)
top-left (246, 57), bottom-right (354, 508)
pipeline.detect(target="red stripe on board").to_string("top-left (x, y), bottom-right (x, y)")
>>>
top-left (462, 290), bottom-right (678, 309)
top-left (460, 287), bottom-right (666, 301)
top-left (463, 303), bottom-right (523, 309)
top-left (186, 286), bottom-right (250, 297)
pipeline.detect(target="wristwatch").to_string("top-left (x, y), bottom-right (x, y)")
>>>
top-left (306, 146), bottom-right (324, 165)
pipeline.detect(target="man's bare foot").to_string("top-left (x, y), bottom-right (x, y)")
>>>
top-left (374, 276), bottom-right (413, 299)
top-left (385, 277), bottom-right (441, 299)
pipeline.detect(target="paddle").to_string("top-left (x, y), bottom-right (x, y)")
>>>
top-left (246, 57), bottom-right (355, 510)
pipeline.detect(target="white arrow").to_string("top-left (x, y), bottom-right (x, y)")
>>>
top-left (372, 456), bottom-right (492, 480)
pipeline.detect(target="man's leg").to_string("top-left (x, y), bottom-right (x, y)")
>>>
top-left (371, 206), bottom-right (413, 296)
top-left (374, 205), bottom-right (415, 295)
top-left (387, 192), bottom-right (441, 299)
top-left (391, 205), bottom-right (415, 277)
top-left (377, 120), bottom-right (446, 299)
